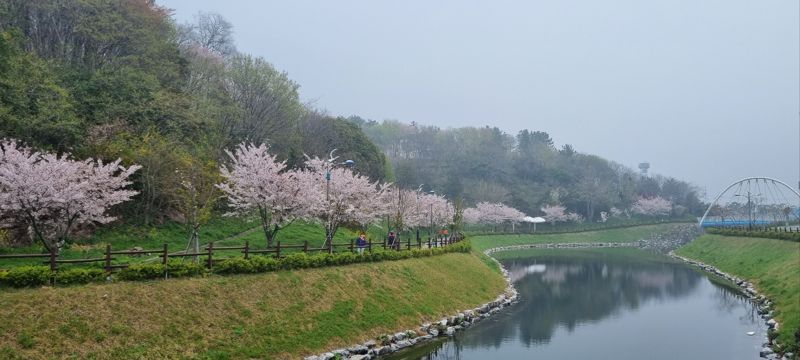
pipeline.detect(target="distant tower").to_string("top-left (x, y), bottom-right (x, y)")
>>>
top-left (638, 162), bottom-right (650, 176)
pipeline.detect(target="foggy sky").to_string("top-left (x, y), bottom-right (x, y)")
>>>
top-left (159, 0), bottom-right (800, 199)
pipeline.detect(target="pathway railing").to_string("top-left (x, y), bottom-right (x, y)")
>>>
top-left (0, 234), bottom-right (464, 272)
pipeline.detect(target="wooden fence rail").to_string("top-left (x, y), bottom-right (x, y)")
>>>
top-left (0, 234), bottom-right (464, 273)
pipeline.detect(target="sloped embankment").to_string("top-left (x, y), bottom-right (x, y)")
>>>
top-left (676, 234), bottom-right (799, 356)
top-left (0, 253), bottom-right (506, 359)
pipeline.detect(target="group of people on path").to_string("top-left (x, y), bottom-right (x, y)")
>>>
top-left (355, 229), bottom-right (451, 254)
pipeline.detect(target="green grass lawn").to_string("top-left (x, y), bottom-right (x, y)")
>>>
top-left (0, 252), bottom-right (506, 360)
top-left (676, 234), bottom-right (800, 353)
top-left (470, 223), bottom-right (686, 252)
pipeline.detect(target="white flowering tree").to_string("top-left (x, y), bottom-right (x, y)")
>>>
top-left (464, 202), bottom-right (525, 231)
top-left (419, 192), bottom-right (453, 230)
top-left (631, 196), bottom-right (672, 217)
top-left (540, 204), bottom-right (569, 226)
top-left (218, 143), bottom-right (309, 248)
top-left (299, 156), bottom-right (391, 247)
top-left (0, 139), bottom-right (140, 254)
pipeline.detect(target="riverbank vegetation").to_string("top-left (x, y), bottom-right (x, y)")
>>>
top-left (676, 234), bottom-right (800, 354)
top-left (470, 223), bottom-right (687, 252)
top-left (0, 252), bottom-right (505, 359)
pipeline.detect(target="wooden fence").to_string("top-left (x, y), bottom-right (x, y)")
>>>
top-left (0, 235), bottom-right (463, 272)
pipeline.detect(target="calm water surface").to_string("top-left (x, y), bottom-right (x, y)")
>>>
top-left (387, 248), bottom-right (765, 360)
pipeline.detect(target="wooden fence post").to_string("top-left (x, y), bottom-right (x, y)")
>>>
top-left (162, 243), bottom-right (169, 279)
top-left (350, 239), bottom-right (355, 253)
top-left (303, 240), bottom-right (308, 254)
top-left (243, 241), bottom-right (250, 260)
top-left (104, 244), bottom-right (112, 273)
top-left (276, 241), bottom-right (282, 258)
top-left (207, 241), bottom-right (214, 269)
top-left (368, 239), bottom-right (373, 253)
top-left (49, 248), bottom-right (57, 272)
top-left (406, 238), bottom-right (411, 251)
top-left (427, 238), bottom-right (431, 249)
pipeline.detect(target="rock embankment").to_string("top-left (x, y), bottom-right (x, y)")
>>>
top-left (303, 266), bottom-right (518, 360)
top-left (670, 252), bottom-right (792, 360)
top-left (638, 224), bottom-right (701, 252)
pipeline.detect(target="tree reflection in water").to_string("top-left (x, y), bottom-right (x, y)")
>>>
top-left (385, 248), bottom-right (762, 360)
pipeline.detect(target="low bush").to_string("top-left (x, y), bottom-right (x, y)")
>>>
top-left (214, 258), bottom-right (255, 275)
top-left (54, 267), bottom-right (106, 285)
top-left (116, 263), bottom-right (165, 281)
top-left (250, 256), bottom-right (279, 272)
top-left (168, 260), bottom-right (206, 278)
top-left (2, 266), bottom-right (51, 287)
top-left (280, 252), bottom-right (310, 270)
top-left (705, 227), bottom-right (800, 242)
top-left (0, 239), bottom-right (472, 287)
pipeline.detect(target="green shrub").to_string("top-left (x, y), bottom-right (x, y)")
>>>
top-left (250, 256), bottom-right (279, 272)
top-left (280, 252), bottom-right (310, 270)
top-left (168, 260), bottom-right (206, 278)
top-left (0, 269), bottom-right (8, 284)
top-left (307, 253), bottom-right (333, 268)
top-left (214, 258), bottom-right (255, 275)
top-left (2, 266), bottom-right (51, 287)
top-left (334, 252), bottom-right (357, 265)
top-left (116, 263), bottom-right (165, 281)
top-left (54, 268), bottom-right (106, 285)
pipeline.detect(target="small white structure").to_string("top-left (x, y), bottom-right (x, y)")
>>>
top-left (523, 216), bottom-right (547, 232)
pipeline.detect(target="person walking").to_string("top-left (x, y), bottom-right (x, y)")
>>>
top-left (387, 231), bottom-right (396, 250)
top-left (356, 233), bottom-right (367, 255)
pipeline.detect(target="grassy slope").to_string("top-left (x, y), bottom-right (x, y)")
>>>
top-left (470, 223), bottom-right (685, 252)
top-left (676, 234), bottom-right (800, 352)
top-left (0, 253), bottom-right (505, 360)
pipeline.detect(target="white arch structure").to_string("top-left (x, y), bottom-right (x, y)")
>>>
top-left (698, 177), bottom-right (800, 227)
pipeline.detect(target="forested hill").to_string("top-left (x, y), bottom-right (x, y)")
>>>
top-left (0, 0), bottom-right (703, 226)
top-left (0, 0), bottom-right (389, 224)
top-left (352, 118), bottom-right (704, 220)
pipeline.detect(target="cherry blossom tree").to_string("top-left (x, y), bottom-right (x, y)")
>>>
top-left (217, 143), bottom-right (308, 247)
top-left (464, 202), bottom-right (525, 231)
top-left (631, 196), bottom-right (672, 217)
top-left (540, 205), bottom-right (568, 226)
top-left (0, 139), bottom-right (140, 254)
top-left (418, 192), bottom-right (453, 230)
top-left (299, 155), bottom-right (390, 247)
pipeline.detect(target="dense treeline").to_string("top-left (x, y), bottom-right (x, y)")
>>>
top-left (0, 0), bottom-right (389, 232)
top-left (0, 0), bottom-right (703, 246)
top-left (354, 118), bottom-right (704, 221)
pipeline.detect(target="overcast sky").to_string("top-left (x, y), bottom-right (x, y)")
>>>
top-left (159, 0), bottom-right (799, 199)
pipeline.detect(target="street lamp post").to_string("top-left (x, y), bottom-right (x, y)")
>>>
top-left (735, 191), bottom-right (759, 230)
top-left (323, 149), bottom-right (354, 247)
top-left (429, 190), bottom-right (435, 241)
top-left (415, 184), bottom-right (423, 242)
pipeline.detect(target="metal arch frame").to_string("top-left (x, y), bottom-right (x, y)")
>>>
top-left (698, 177), bottom-right (800, 227)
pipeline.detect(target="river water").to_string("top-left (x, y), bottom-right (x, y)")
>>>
top-left (386, 248), bottom-right (766, 360)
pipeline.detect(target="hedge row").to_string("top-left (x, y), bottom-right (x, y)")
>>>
top-left (704, 227), bottom-right (800, 242)
top-left (0, 241), bottom-right (471, 288)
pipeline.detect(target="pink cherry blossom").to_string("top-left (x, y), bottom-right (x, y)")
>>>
top-left (0, 139), bottom-right (140, 253)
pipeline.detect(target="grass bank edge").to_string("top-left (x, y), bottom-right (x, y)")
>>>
top-left (470, 223), bottom-right (688, 252)
top-left (676, 234), bottom-right (800, 354)
top-left (0, 252), bottom-right (507, 360)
